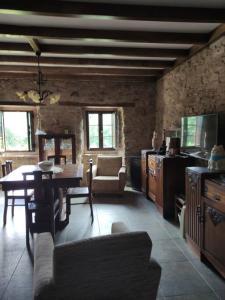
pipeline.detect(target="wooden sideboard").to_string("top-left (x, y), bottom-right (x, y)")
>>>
top-left (185, 167), bottom-right (225, 278)
top-left (147, 154), bottom-right (192, 219)
top-left (141, 149), bottom-right (156, 194)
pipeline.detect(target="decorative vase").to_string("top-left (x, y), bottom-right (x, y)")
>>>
top-left (208, 145), bottom-right (225, 170)
top-left (152, 131), bottom-right (158, 150)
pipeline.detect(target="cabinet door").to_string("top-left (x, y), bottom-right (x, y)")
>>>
top-left (202, 197), bottom-right (225, 278)
top-left (156, 158), bottom-right (163, 210)
top-left (148, 169), bottom-right (157, 201)
top-left (141, 157), bottom-right (147, 193)
top-left (185, 170), bottom-right (202, 249)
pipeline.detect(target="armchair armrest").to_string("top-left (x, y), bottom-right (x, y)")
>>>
top-left (33, 233), bottom-right (54, 300)
top-left (118, 166), bottom-right (126, 190)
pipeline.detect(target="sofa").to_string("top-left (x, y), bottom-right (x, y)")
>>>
top-left (33, 222), bottom-right (161, 300)
top-left (88, 156), bottom-right (126, 194)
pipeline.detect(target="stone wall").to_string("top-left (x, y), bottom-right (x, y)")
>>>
top-left (0, 78), bottom-right (156, 179)
top-left (155, 36), bottom-right (225, 142)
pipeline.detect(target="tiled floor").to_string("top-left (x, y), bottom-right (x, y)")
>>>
top-left (0, 188), bottom-right (225, 299)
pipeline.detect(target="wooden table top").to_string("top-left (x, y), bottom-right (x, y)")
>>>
top-left (0, 164), bottom-right (83, 190)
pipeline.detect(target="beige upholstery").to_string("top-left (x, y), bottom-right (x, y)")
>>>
top-left (88, 156), bottom-right (126, 194)
top-left (33, 222), bottom-right (161, 300)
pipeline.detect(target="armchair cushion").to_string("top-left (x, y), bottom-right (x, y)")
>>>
top-left (92, 176), bottom-right (120, 193)
top-left (97, 156), bottom-right (122, 176)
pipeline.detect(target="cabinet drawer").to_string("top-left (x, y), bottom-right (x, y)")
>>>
top-left (204, 179), bottom-right (225, 204)
top-left (148, 156), bottom-right (156, 170)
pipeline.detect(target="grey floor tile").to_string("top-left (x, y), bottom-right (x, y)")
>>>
top-left (190, 259), bottom-right (225, 291)
top-left (159, 261), bottom-right (215, 297)
top-left (152, 238), bottom-right (188, 263)
top-left (214, 289), bottom-right (225, 300)
top-left (162, 293), bottom-right (218, 299)
top-left (173, 238), bottom-right (200, 261)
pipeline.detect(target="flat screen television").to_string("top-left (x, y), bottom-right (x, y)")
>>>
top-left (181, 113), bottom-right (225, 159)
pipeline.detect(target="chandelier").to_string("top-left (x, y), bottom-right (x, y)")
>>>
top-left (16, 51), bottom-right (60, 104)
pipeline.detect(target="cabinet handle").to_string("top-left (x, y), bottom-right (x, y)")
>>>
top-left (204, 186), bottom-right (208, 193)
top-left (214, 194), bottom-right (221, 201)
top-left (207, 207), bottom-right (225, 226)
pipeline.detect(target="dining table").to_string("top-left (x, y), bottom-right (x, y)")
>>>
top-left (0, 163), bottom-right (83, 228)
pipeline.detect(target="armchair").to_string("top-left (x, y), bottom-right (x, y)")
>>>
top-left (33, 222), bottom-right (161, 300)
top-left (88, 156), bottom-right (126, 194)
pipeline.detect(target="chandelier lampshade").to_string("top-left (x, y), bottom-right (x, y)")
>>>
top-left (16, 51), bottom-right (60, 105)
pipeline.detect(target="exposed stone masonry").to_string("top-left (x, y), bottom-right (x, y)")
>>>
top-left (155, 36), bottom-right (225, 142)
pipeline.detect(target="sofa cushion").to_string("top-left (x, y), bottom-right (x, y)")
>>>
top-left (97, 156), bottom-right (122, 176)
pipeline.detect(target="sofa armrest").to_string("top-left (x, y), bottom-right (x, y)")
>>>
top-left (53, 231), bottom-right (153, 298)
top-left (33, 233), bottom-right (55, 300)
top-left (147, 258), bottom-right (162, 299)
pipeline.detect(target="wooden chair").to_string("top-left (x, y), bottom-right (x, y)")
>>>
top-left (66, 159), bottom-right (94, 222)
top-left (47, 155), bottom-right (67, 165)
top-left (22, 170), bottom-right (60, 251)
top-left (2, 160), bottom-right (33, 226)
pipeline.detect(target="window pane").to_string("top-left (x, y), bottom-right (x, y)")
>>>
top-left (103, 136), bottom-right (113, 148)
top-left (88, 113), bottom-right (99, 148)
top-left (89, 135), bottom-right (99, 148)
top-left (0, 112), bottom-right (4, 151)
top-left (102, 113), bottom-right (115, 148)
top-left (4, 112), bottom-right (29, 151)
top-left (103, 114), bottom-right (112, 125)
top-left (88, 114), bottom-right (99, 125)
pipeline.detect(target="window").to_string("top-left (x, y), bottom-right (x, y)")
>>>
top-left (86, 111), bottom-right (116, 150)
top-left (0, 111), bottom-right (34, 152)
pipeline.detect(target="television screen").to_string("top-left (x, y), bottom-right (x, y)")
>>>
top-left (181, 114), bottom-right (218, 159)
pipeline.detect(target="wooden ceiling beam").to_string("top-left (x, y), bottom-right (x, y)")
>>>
top-left (0, 65), bottom-right (163, 76)
top-left (0, 55), bottom-right (175, 68)
top-left (0, 24), bottom-right (209, 45)
top-left (0, 42), bottom-right (189, 58)
top-left (0, 73), bottom-right (155, 81)
top-left (0, 1), bottom-right (225, 23)
top-left (27, 38), bottom-right (41, 54)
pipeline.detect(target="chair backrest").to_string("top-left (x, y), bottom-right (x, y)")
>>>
top-left (88, 159), bottom-right (93, 193)
top-left (97, 156), bottom-right (122, 176)
top-left (1, 160), bottom-right (13, 177)
top-left (23, 170), bottom-right (57, 236)
top-left (47, 155), bottom-right (66, 165)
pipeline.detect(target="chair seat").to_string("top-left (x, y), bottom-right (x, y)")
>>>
top-left (7, 189), bottom-right (34, 198)
top-left (67, 187), bottom-right (89, 197)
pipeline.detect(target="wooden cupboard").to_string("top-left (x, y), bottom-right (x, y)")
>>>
top-left (185, 167), bottom-right (204, 253)
top-left (38, 134), bottom-right (76, 164)
top-left (202, 178), bottom-right (225, 278)
top-left (147, 154), bottom-right (191, 219)
top-left (141, 149), bottom-right (155, 194)
top-left (185, 167), bottom-right (225, 279)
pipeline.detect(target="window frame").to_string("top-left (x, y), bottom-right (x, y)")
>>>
top-left (0, 110), bottom-right (35, 152)
top-left (86, 110), bottom-right (117, 151)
